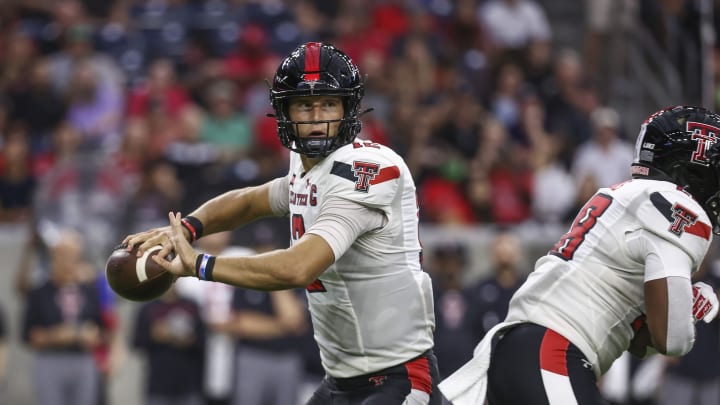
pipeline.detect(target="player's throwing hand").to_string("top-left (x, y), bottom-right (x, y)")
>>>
top-left (152, 212), bottom-right (198, 278)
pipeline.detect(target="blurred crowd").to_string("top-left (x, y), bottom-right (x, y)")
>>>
top-left (0, 0), bottom-right (718, 404)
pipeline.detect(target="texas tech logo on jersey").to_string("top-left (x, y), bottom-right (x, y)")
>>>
top-left (669, 203), bottom-right (698, 236)
top-left (351, 161), bottom-right (380, 192)
top-left (330, 160), bottom-right (400, 192)
top-left (650, 192), bottom-right (711, 239)
top-left (688, 121), bottom-right (719, 164)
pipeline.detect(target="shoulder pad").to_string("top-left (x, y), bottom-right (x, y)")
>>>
top-left (323, 142), bottom-right (405, 207)
top-left (635, 187), bottom-right (712, 268)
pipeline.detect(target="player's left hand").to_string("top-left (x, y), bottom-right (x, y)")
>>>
top-left (692, 281), bottom-right (719, 323)
top-left (152, 212), bottom-right (199, 278)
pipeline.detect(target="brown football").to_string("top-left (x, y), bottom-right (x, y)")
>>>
top-left (105, 244), bottom-right (175, 301)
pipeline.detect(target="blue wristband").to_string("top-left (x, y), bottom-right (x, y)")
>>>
top-left (195, 253), bottom-right (216, 281)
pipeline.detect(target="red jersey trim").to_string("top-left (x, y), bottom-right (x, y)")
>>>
top-left (369, 166), bottom-right (400, 185)
top-left (686, 221), bottom-right (712, 240)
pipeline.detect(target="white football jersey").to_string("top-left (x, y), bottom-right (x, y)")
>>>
top-left (283, 140), bottom-right (435, 378)
top-left (506, 179), bottom-right (712, 375)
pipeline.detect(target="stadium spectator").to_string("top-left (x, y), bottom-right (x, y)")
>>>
top-left (0, 24), bottom-right (39, 93)
top-left (543, 48), bottom-right (596, 163)
top-left (477, 0), bottom-right (552, 63)
top-left (127, 58), bottom-right (191, 121)
top-left (427, 243), bottom-right (476, 380)
top-left (92, 266), bottom-right (122, 405)
top-left (126, 42), bottom-right (441, 404)
top-left (227, 287), bottom-right (307, 405)
top-left (133, 284), bottom-right (206, 405)
top-left (441, 106), bottom-right (720, 404)
top-left (163, 105), bottom-right (232, 213)
top-left (65, 58), bottom-right (124, 149)
top-left (32, 121), bottom-right (134, 266)
top-left (485, 135), bottom-right (534, 224)
top-left (5, 57), bottom-right (67, 154)
top-left (179, 229), bottom-right (308, 405)
top-left (199, 79), bottom-right (253, 162)
top-left (175, 232), bottom-right (252, 405)
top-left (0, 124), bottom-right (36, 223)
top-left (0, 302), bottom-right (6, 403)
top-left (571, 106), bottom-right (634, 203)
top-left (123, 159), bottom-right (183, 235)
top-left (489, 62), bottom-right (529, 141)
top-left (47, 22), bottom-right (124, 97)
top-left (465, 231), bottom-right (526, 342)
top-left (523, 97), bottom-right (576, 223)
top-left (21, 228), bottom-right (105, 405)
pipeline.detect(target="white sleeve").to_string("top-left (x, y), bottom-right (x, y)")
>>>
top-left (625, 229), bottom-right (693, 282)
top-left (626, 229), bottom-right (695, 355)
top-left (664, 276), bottom-right (695, 356)
top-left (306, 196), bottom-right (386, 261)
top-left (267, 176), bottom-right (290, 216)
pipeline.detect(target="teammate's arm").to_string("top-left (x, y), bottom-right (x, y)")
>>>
top-left (627, 229), bottom-right (696, 356)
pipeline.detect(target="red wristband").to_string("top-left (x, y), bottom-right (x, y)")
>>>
top-left (181, 216), bottom-right (204, 242)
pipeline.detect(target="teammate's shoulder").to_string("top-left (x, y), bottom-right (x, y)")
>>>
top-left (622, 179), bottom-right (713, 245)
top-left (608, 179), bottom-right (698, 204)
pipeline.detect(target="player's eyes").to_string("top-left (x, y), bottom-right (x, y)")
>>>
top-left (291, 99), bottom-right (340, 112)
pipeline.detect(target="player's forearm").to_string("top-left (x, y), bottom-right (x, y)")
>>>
top-left (210, 234), bottom-right (334, 291)
top-left (189, 185), bottom-right (275, 236)
top-left (214, 250), bottom-right (315, 290)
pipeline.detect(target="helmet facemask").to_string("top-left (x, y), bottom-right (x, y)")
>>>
top-left (272, 90), bottom-right (363, 158)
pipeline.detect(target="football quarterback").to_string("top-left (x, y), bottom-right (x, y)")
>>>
top-left (125, 42), bottom-right (441, 405)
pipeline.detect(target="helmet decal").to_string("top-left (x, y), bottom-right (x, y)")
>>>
top-left (303, 42), bottom-right (321, 82)
top-left (687, 121), bottom-right (719, 164)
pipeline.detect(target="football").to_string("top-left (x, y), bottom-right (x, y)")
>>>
top-left (105, 243), bottom-right (175, 302)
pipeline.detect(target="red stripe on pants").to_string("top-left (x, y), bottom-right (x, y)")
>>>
top-left (405, 356), bottom-right (432, 394)
top-left (539, 329), bottom-right (570, 376)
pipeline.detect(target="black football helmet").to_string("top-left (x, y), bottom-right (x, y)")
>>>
top-left (631, 105), bottom-right (720, 232)
top-left (269, 42), bottom-right (365, 158)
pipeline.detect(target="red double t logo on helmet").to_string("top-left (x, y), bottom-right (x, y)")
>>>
top-left (688, 121), bottom-right (719, 164)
